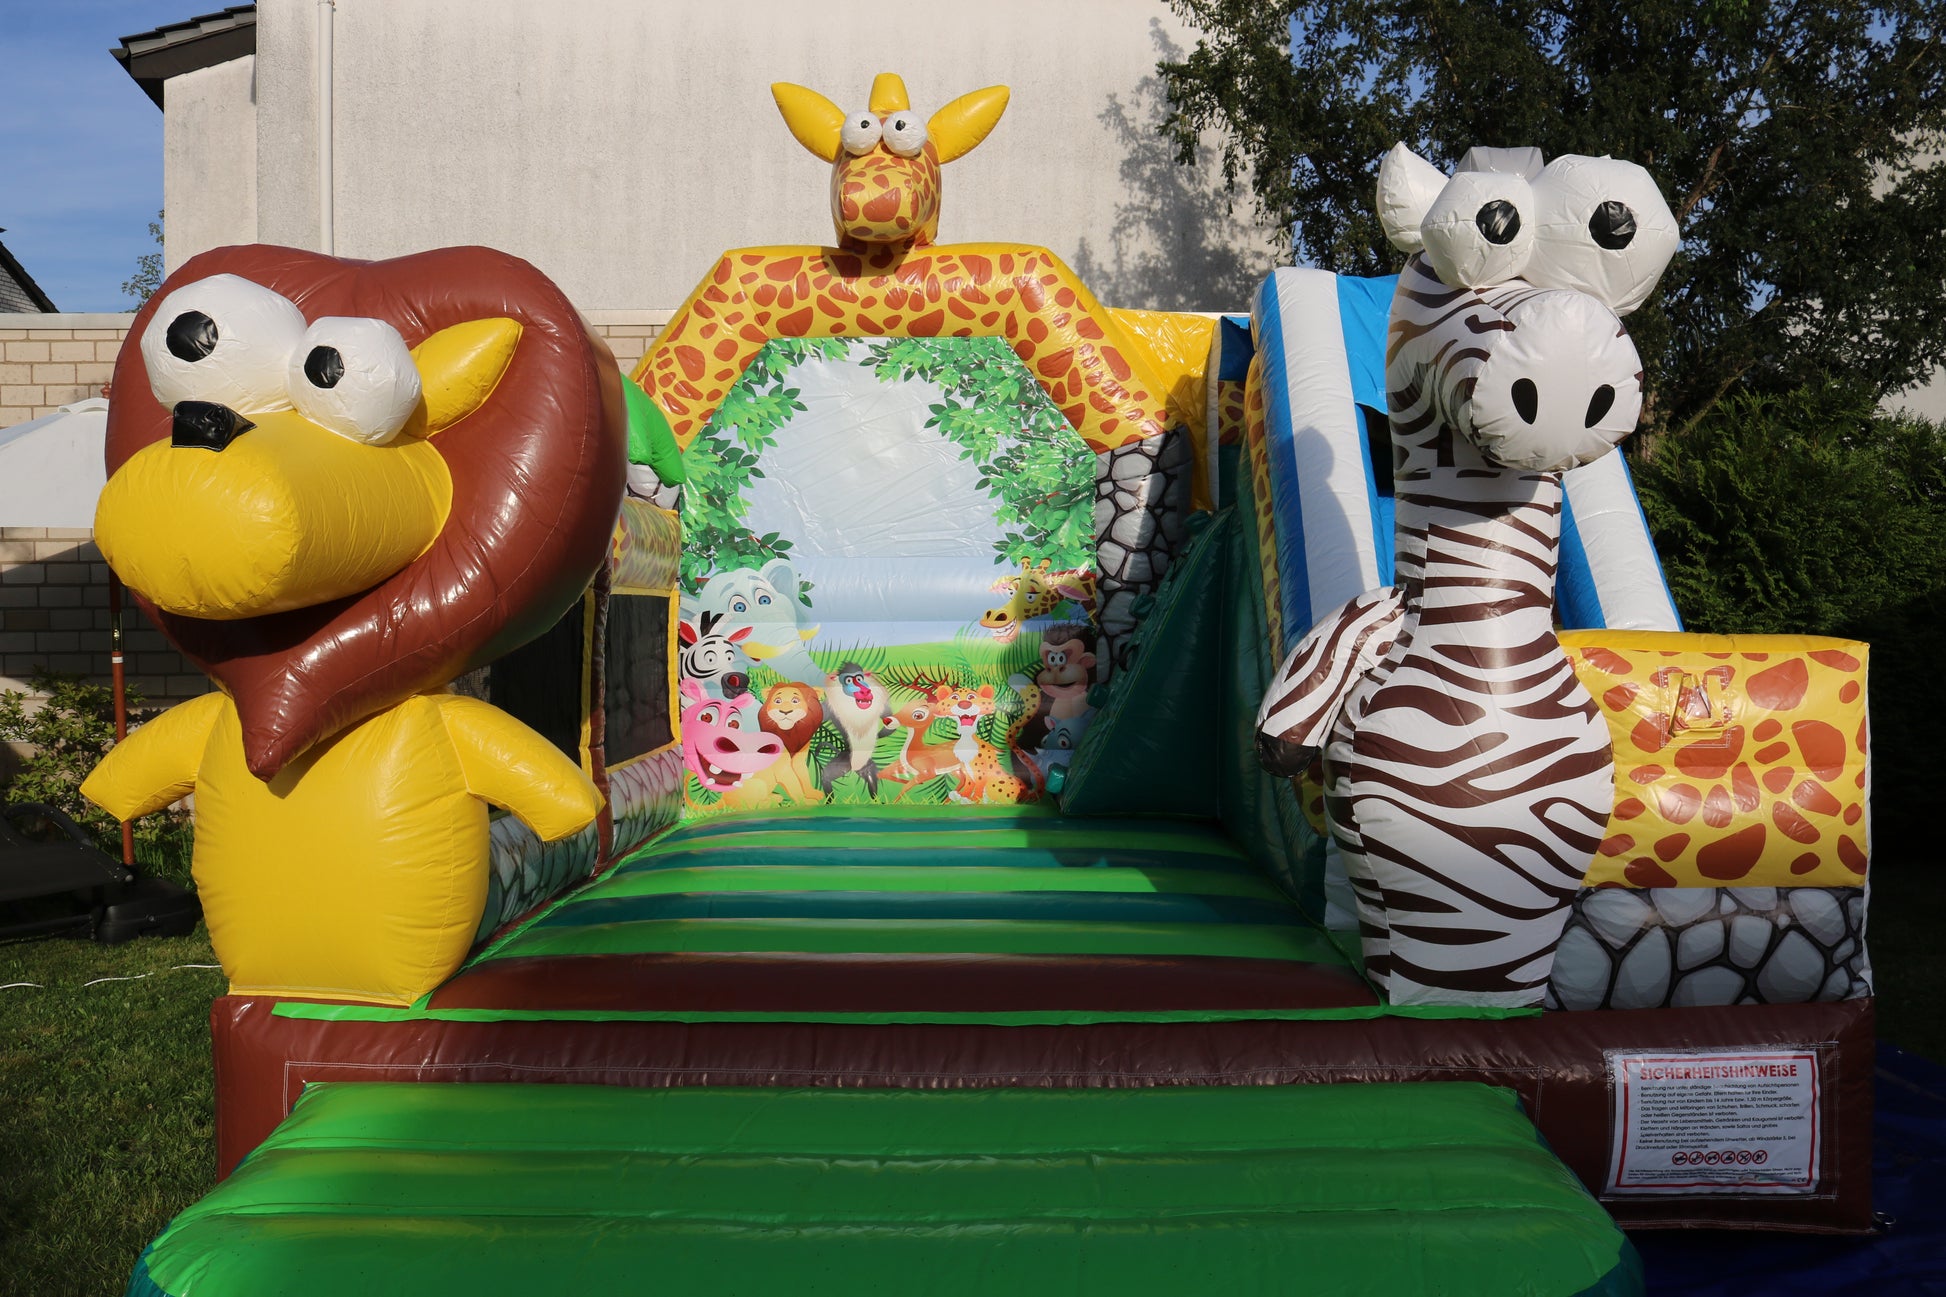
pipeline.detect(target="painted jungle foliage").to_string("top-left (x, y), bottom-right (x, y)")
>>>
top-left (677, 337), bottom-right (1100, 813)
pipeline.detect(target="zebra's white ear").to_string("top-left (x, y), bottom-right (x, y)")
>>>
top-left (1376, 143), bottom-right (1449, 253)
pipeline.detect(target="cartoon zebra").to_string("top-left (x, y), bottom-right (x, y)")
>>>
top-left (1256, 144), bottom-right (1679, 1007)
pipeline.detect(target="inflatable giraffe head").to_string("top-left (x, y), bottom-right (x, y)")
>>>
top-left (772, 73), bottom-right (1009, 249)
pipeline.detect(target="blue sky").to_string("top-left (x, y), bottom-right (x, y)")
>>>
top-left (0, 1), bottom-right (200, 313)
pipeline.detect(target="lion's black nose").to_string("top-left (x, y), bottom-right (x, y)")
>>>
top-left (171, 401), bottom-right (254, 451)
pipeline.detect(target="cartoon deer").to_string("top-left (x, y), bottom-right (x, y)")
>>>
top-left (877, 692), bottom-right (968, 797)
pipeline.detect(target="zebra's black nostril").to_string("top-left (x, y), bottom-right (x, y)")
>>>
top-left (1511, 378), bottom-right (1539, 425)
top-left (170, 400), bottom-right (255, 452)
top-left (1585, 384), bottom-right (1616, 428)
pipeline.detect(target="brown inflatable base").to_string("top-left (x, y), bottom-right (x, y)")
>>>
top-left (212, 994), bottom-right (1874, 1232)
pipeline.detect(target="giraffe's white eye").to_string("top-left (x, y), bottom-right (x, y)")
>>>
top-left (1526, 156), bottom-right (1679, 316)
top-left (880, 111), bottom-right (927, 158)
top-left (141, 274), bottom-right (307, 414)
top-left (840, 110), bottom-right (882, 156)
top-left (1420, 170), bottom-right (1535, 290)
top-left (287, 316), bottom-right (423, 445)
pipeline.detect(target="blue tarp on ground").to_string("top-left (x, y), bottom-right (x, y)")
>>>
top-left (1637, 1044), bottom-right (1946, 1295)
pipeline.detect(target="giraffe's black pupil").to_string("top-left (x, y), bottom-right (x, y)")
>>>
top-left (1476, 200), bottom-right (1521, 245)
top-left (1589, 201), bottom-right (1637, 250)
top-left (304, 345), bottom-right (345, 389)
top-left (165, 311), bottom-right (218, 362)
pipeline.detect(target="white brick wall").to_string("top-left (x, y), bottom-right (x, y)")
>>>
top-left (0, 315), bottom-right (133, 426)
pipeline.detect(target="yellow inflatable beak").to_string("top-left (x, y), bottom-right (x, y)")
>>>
top-left (96, 411), bottom-right (453, 620)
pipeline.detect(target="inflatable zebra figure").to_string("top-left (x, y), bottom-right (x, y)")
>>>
top-left (1256, 144), bottom-right (1679, 1008)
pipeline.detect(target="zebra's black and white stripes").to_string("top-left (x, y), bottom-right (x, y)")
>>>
top-left (1261, 251), bottom-right (1653, 1007)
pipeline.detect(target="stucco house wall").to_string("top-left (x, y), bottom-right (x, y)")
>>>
top-left (165, 0), bottom-right (1276, 313)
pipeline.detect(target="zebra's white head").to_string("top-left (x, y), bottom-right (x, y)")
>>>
top-left (1377, 145), bottom-right (1678, 473)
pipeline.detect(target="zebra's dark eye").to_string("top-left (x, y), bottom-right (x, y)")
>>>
top-left (1476, 200), bottom-right (1522, 245)
top-left (1588, 201), bottom-right (1637, 250)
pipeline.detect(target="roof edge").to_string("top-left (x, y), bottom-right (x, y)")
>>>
top-left (112, 5), bottom-right (257, 109)
top-left (0, 240), bottom-right (59, 313)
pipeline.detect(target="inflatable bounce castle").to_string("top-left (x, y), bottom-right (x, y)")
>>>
top-left (98, 76), bottom-right (1873, 1296)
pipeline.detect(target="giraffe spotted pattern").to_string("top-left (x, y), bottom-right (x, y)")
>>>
top-left (1563, 632), bottom-right (1869, 890)
top-left (638, 247), bottom-right (1169, 454)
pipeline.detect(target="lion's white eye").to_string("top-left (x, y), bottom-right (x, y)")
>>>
top-left (1420, 170), bottom-right (1535, 290)
top-left (881, 111), bottom-right (927, 158)
top-left (1526, 156), bottom-right (1679, 316)
top-left (287, 316), bottom-right (423, 445)
top-left (141, 274), bottom-right (307, 414)
top-left (840, 110), bottom-right (882, 156)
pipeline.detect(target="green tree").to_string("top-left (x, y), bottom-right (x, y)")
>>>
top-left (1634, 383), bottom-right (1946, 849)
top-left (677, 337), bottom-right (847, 597)
top-left (1158, 2), bottom-right (1945, 436)
top-left (121, 209), bottom-right (164, 306)
top-left (680, 337), bottom-right (1095, 597)
top-left (864, 337), bottom-right (1095, 570)
top-left (0, 672), bottom-right (193, 877)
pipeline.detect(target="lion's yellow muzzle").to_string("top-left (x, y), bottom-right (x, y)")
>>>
top-left (96, 410), bottom-right (453, 620)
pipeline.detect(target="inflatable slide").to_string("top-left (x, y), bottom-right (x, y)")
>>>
top-left (101, 80), bottom-right (1873, 1296)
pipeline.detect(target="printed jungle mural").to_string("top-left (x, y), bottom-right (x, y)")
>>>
top-left (678, 336), bottom-right (1098, 812)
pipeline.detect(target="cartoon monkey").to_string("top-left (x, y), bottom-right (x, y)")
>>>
top-left (819, 661), bottom-right (890, 799)
top-left (759, 682), bottom-right (825, 754)
top-left (1014, 622), bottom-right (1096, 752)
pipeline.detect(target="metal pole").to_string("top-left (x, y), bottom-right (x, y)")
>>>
top-left (318, 0), bottom-right (336, 255)
top-left (107, 572), bottom-right (134, 868)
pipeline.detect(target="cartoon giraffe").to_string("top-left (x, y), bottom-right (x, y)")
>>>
top-left (979, 559), bottom-right (1096, 642)
top-left (632, 73), bottom-right (1169, 457)
top-left (1255, 146), bottom-right (1682, 1007)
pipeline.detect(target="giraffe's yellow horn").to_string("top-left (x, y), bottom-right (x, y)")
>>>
top-left (868, 73), bottom-right (910, 116)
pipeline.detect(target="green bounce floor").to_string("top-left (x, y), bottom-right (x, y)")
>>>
top-left (130, 1080), bottom-right (1640, 1297)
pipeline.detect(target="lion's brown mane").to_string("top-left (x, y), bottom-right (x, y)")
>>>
top-left (758, 683), bottom-right (825, 754)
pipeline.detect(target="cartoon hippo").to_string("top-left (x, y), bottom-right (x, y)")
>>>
top-left (685, 559), bottom-right (823, 687)
top-left (680, 678), bottom-right (786, 795)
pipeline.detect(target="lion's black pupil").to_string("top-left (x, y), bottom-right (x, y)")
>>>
top-left (1476, 200), bottom-right (1521, 245)
top-left (1589, 201), bottom-right (1637, 250)
top-left (165, 311), bottom-right (218, 362)
top-left (304, 345), bottom-right (345, 389)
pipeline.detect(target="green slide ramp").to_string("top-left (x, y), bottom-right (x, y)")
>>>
top-left (130, 1082), bottom-right (1640, 1297)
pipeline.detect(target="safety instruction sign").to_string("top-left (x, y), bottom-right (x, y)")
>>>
top-left (1604, 1049), bottom-right (1820, 1195)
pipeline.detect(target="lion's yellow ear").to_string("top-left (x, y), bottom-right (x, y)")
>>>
top-left (772, 82), bottom-right (845, 164)
top-left (410, 318), bottom-right (521, 435)
top-left (929, 86), bottom-right (1009, 164)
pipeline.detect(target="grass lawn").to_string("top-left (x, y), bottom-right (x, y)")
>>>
top-left (1, 863), bottom-right (1939, 1296)
top-left (0, 928), bottom-right (222, 1297)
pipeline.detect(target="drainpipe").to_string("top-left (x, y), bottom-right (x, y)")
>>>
top-left (317, 0), bottom-right (336, 254)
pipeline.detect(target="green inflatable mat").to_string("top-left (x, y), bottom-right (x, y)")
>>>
top-left (130, 1081), bottom-right (1641, 1297)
